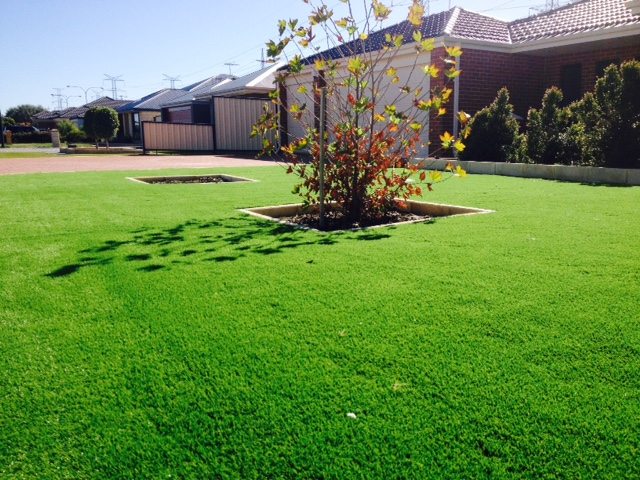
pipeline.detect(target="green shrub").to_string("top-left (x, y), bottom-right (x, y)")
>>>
top-left (460, 88), bottom-right (526, 163)
top-left (57, 120), bottom-right (86, 143)
top-left (592, 61), bottom-right (640, 168)
top-left (526, 87), bottom-right (567, 165)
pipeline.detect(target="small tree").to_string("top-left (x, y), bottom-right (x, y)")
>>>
top-left (526, 87), bottom-right (567, 165)
top-left (3, 116), bottom-right (16, 127)
top-left (460, 87), bottom-right (526, 163)
top-left (6, 104), bottom-right (47, 124)
top-left (591, 61), bottom-right (640, 168)
top-left (83, 107), bottom-right (119, 148)
top-left (254, 0), bottom-right (468, 228)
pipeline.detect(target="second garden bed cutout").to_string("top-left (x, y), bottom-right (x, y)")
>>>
top-left (129, 174), bottom-right (256, 185)
top-left (241, 200), bottom-right (494, 232)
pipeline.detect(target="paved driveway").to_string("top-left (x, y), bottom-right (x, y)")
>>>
top-left (0, 154), bottom-right (281, 176)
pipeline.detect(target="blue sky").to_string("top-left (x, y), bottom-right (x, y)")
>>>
top-left (0, 0), bottom-right (543, 114)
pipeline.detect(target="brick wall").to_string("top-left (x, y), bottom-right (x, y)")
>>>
top-left (542, 43), bottom-right (640, 98)
top-left (459, 49), bottom-right (544, 118)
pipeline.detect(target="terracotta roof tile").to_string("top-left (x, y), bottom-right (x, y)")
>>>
top-left (509, 0), bottom-right (640, 43)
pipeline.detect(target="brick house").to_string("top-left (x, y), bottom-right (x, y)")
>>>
top-left (281, 0), bottom-right (640, 153)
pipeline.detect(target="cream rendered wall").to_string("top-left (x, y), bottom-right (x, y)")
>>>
top-left (284, 46), bottom-right (432, 156)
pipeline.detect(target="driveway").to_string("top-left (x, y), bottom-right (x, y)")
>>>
top-left (0, 154), bottom-right (282, 176)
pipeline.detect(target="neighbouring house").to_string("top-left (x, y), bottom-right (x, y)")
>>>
top-left (32, 97), bottom-right (131, 131)
top-left (281, 0), bottom-right (640, 153)
top-left (158, 74), bottom-right (235, 124)
top-left (116, 89), bottom-right (188, 142)
top-left (141, 64), bottom-right (283, 153)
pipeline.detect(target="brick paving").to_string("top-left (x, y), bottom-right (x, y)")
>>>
top-left (0, 154), bottom-right (281, 176)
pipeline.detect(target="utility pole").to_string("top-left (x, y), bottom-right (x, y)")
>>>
top-left (162, 74), bottom-right (181, 89)
top-left (51, 88), bottom-right (65, 110)
top-left (224, 62), bottom-right (238, 75)
top-left (104, 74), bottom-right (124, 99)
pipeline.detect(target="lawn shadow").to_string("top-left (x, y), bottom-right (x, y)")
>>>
top-left (46, 215), bottom-right (400, 278)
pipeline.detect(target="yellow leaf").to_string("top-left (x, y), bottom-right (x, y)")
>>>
top-left (455, 165), bottom-right (467, 177)
top-left (386, 67), bottom-right (397, 77)
top-left (429, 170), bottom-right (443, 182)
top-left (315, 59), bottom-right (326, 71)
top-left (412, 30), bottom-right (422, 42)
top-left (453, 140), bottom-right (465, 152)
top-left (409, 122), bottom-right (422, 132)
top-left (438, 107), bottom-right (446, 116)
top-left (457, 111), bottom-right (471, 124)
top-left (297, 85), bottom-right (308, 94)
top-left (360, 33), bottom-right (369, 40)
top-left (391, 76), bottom-right (400, 84)
top-left (423, 64), bottom-right (439, 78)
top-left (445, 45), bottom-right (463, 57)
top-left (407, 0), bottom-right (425, 26)
top-left (445, 162), bottom-right (454, 172)
top-left (440, 131), bottom-right (454, 148)
top-left (420, 38), bottom-right (436, 52)
top-left (374, 113), bottom-right (385, 122)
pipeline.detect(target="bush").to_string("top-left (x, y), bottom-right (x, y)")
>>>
top-left (526, 87), bottom-right (567, 165)
top-left (57, 120), bottom-right (86, 143)
top-left (591, 61), bottom-right (640, 168)
top-left (460, 87), bottom-right (526, 163)
top-left (11, 132), bottom-right (52, 144)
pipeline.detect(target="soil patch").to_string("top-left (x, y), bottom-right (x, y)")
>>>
top-left (130, 174), bottom-right (255, 184)
top-left (282, 208), bottom-right (430, 231)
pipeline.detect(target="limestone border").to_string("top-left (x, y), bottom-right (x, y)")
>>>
top-left (413, 158), bottom-right (640, 186)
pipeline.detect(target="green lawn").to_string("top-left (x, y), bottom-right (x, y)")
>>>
top-left (1, 167), bottom-right (638, 479)
top-left (0, 151), bottom-right (60, 159)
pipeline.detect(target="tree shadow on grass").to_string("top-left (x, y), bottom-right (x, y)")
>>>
top-left (46, 216), bottom-right (398, 278)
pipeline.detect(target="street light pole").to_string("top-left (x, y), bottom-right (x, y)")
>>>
top-left (66, 85), bottom-right (103, 104)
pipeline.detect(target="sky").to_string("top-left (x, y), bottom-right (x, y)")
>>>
top-left (0, 0), bottom-right (551, 114)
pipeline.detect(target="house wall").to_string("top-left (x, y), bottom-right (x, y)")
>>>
top-left (542, 42), bottom-right (640, 100)
top-left (458, 48), bottom-right (544, 118)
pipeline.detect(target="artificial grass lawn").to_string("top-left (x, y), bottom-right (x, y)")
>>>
top-left (0, 151), bottom-right (60, 159)
top-left (1, 167), bottom-right (638, 479)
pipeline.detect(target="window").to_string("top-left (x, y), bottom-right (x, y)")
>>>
top-left (561, 63), bottom-right (582, 105)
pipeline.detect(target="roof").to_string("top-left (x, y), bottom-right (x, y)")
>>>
top-left (195, 63), bottom-right (283, 98)
top-left (117, 89), bottom-right (188, 112)
top-left (509, 0), bottom-right (640, 43)
top-left (302, 0), bottom-right (639, 62)
top-left (160, 74), bottom-right (235, 107)
top-left (32, 97), bottom-right (131, 121)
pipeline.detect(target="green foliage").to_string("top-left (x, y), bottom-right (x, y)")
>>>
top-left (526, 87), bottom-right (567, 165)
top-left (57, 119), bottom-right (86, 143)
top-left (2, 116), bottom-right (16, 127)
top-left (460, 87), bottom-right (526, 163)
top-left (83, 107), bottom-right (120, 147)
top-left (525, 61), bottom-right (640, 168)
top-left (590, 61), bottom-right (640, 168)
top-left (5, 104), bottom-right (47, 124)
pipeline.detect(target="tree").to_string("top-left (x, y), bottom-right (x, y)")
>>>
top-left (460, 87), bottom-right (526, 163)
top-left (526, 87), bottom-right (566, 165)
top-left (2, 116), bottom-right (16, 127)
top-left (83, 107), bottom-right (120, 148)
top-left (5, 104), bottom-right (47, 124)
top-left (590, 61), bottom-right (640, 168)
top-left (253, 0), bottom-right (468, 229)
